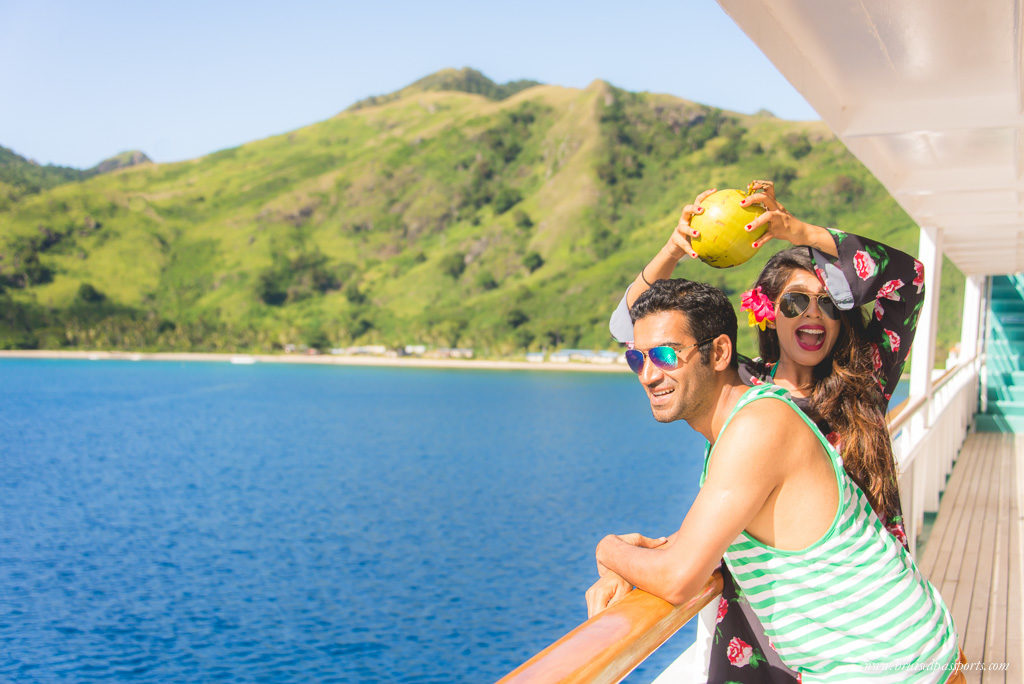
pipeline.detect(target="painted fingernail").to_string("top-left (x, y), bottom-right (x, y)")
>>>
top-left (745, 224), bottom-right (752, 231)
top-left (693, 231), bottom-right (700, 238)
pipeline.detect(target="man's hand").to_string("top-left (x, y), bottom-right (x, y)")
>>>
top-left (596, 533), bottom-right (668, 578)
top-left (616, 533), bottom-right (669, 549)
top-left (585, 575), bottom-right (633, 618)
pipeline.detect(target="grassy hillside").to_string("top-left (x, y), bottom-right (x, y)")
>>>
top-left (0, 70), bottom-right (964, 358)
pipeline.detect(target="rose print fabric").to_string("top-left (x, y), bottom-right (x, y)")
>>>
top-left (811, 229), bottom-right (925, 403)
top-left (708, 562), bottom-right (805, 683)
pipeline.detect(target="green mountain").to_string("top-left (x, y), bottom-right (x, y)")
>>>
top-left (0, 70), bottom-right (964, 358)
top-left (349, 67), bottom-right (541, 110)
top-left (89, 150), bottom-right (151, 175)
top-left (0, 146), bottom-right (151, 208)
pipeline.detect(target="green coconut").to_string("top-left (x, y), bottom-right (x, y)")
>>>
top-left (689, 189), bottom-right (768, 268)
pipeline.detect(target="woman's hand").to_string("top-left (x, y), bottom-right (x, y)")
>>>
top-left (740, 179), bottom-right (806, 249)
top-left (585, 575), bottom-right (633, 617)
top-left (741, 179), bottom-right (837, 255)
top-left (665, 188), bottom-right (718, 261)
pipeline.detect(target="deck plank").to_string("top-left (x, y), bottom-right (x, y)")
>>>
top-left (920, 432), bottom-right (987, 583)
top-left (920, 432), bottom-right (1022, 684)
top-left (943, 434), bottom-right (996, 646)
top-left (979, 434), bottom-right (1008, 684)
top-left (1005, 437), bottom-right (1022, 683)
top-left (955, 436), bottom-right (996, 684)
top-left (924, 432), bottom-right (986, 595)
top-left (974, 436), bottom-right (1007, 679)
top-left (917, 431), bottom-right (973, 575)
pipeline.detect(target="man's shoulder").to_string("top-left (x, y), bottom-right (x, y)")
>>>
top-left (731, 388), bottom-right (804, 427)
top-left (704, 394), bottom-right (808, 491)
top-left (718, 392), bottom-right (821, 461)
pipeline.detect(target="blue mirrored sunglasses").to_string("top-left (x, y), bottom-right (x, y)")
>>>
top-left (625, 338), bottom-right (715, 374)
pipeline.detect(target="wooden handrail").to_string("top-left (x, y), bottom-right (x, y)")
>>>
top-left (497, 570), bottom-right (723, 684)
top-left (887, 355), bottom-right (977, 432)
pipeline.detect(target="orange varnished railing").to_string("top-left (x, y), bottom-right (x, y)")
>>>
top-left (497, 570), bottom-right (723, 684)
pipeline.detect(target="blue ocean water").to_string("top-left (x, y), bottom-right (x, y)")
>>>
top-left (1, 360), bottom-right (709, 683)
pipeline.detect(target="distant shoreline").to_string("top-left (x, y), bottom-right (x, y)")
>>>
top-left (0, 349), bottom-right (631, 374)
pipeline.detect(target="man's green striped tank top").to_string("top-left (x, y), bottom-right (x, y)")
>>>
top-left (701, 384), bottom-right (958, 683)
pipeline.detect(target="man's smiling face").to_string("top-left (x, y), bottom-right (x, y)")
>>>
top-left (632, 310), bottom-right (714, 424)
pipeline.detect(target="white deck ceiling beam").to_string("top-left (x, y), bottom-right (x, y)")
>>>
top-left (837, 96), bottom-right (1022, 139)
top-left (899, 168), bottom-right (1024, 194)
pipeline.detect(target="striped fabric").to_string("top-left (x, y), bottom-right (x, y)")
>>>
top-left (701, 384), bottom-right (959, 683)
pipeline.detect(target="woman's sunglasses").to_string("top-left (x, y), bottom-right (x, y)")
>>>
top-left (625, 338), bottom-right (715, 374)
top-left (778, 291), bottom-right (840, 320)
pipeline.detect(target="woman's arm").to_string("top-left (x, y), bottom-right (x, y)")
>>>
top-left (625, 190), bottom-right (717, 308)
top-left (608, 190), bottom-right (716, 343)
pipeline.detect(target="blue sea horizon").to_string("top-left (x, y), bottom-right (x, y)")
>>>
top-left (2, 359), bottom-right (710, 682)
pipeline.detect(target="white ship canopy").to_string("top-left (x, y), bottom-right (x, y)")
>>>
top-left (720, 0), bottom-right (1024, 276)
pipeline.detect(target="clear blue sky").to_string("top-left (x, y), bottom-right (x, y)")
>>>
top-left (0, 1), bottom-right (818, 169)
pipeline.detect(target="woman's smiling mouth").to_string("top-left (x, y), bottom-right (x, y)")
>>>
top-left (795, 325), bottom-right (826, 351)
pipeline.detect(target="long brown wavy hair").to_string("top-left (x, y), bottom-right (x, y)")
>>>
top-left (753, 247), bottom-right (900, 522)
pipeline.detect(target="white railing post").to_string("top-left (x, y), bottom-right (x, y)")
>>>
top-left (980, 277), bottom-right (992, 415)
top-left (960, 276), bottom-right (983, 359)
top-left (890, 358), bottom-right (979, 557)
top-left (908, 227), bottom-right (944, 523)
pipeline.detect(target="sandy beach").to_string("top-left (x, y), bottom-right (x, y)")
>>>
top-left (0, 349), bottom-right (631, 373)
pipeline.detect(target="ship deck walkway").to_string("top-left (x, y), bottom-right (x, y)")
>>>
top-left (918, 432), bottom-right (1023, 683)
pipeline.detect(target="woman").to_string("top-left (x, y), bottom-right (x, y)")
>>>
top-left (608, 180), bottom-right (926, 683)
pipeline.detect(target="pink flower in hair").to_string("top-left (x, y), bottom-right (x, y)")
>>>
top-left (740, 286), bottom-right (776, 330)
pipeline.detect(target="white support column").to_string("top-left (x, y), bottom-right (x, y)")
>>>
top-left (909, 227), bottom-right (944, 408)
top-left (959, 275), bottom-right (984, 360)
top-left (968, 274), bottom-right (987, 418)
top-left (908, 227), bottom-right (943, 517)
top-left (980, 277), bottom-right (992, 414)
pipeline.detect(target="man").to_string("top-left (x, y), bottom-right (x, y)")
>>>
top-left (586, 278), bottom-right (960, 683)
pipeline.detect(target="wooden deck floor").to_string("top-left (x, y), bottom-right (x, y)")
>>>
top-left (918, 432), bottom-right (1023, 683)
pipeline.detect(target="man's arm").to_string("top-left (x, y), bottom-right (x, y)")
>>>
top-left (585, 533), bottom-right (670, 616)
top-left (594, 403), bottom-right (791, 607)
